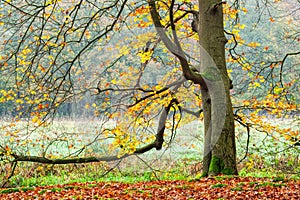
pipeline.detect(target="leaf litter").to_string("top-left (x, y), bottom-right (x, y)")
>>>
top-left (0, 177), bottom-right (299, 199)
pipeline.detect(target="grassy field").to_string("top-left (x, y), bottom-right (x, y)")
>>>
top-left (1, 117), bottom-right (299, 188)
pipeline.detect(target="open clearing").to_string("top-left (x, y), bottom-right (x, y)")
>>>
top-left (0, 177), bottom-right (299, 199)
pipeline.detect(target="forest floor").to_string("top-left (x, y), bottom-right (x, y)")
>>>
top-left (0, 176), bottom-right (299, 199)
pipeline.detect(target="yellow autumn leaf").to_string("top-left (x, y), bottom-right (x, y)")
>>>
top-left (41, 35), bottom-right (50, 40)
top-left (15, 99), bottom-right (24, 104)
top-left (31, 116), bottom-right (39, 123)
top-left (243, 100), bottom-right (250, 106)
top-left (239, 24), bottom-right (246, 29)
top-left (111, 79), bottom-right (117, 84)
top-left (241, 7), bottom-right (248, 13)
top-left (248, 42), bottom-right (261, 48)
top-left (274, 87), bottom-right (283, 94)
top-left (253, 82), bottom-right (261, 88)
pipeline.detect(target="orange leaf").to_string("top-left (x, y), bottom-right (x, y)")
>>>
top-left (38, 104), bottom-right (43, 110)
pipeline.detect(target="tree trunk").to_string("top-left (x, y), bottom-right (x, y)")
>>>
top-left (198, 0), bottom-right (238, 176)
top-left (201, 88), bottom-right (212, 176)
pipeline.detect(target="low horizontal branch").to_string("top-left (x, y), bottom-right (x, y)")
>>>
top-left (9, 96), bottom-right (177, 165)
top-left (12, 141), bottom-right (158, 164)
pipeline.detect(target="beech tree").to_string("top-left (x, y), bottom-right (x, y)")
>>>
top-left (148, 0), bottom-right (238, 175)
top-left (0, 0), bottom-right (299, 183)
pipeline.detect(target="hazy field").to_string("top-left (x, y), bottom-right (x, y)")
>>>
top-left (1, 117), bottom-right (299, 187)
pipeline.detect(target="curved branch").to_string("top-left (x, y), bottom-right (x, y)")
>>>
top-left (11, 140), bottom-right (159, 164)
top-left (279, 51), bottom-right (300, 88)
top-left (235, 115), bottom-right (250, 164)
top-left (224, 30), bottom-right (239, 60)
top-left (148, 0), bottom-right (206, 88)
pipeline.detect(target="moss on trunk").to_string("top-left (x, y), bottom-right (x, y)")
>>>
top-left (209, 156), bottom-right (223, 175)
top-left (208, 156), bottom-right (236, 176)
top-left (221, 168), bottom-right (234, 175)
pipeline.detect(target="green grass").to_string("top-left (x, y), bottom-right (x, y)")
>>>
top-left (239, 167), bottom-right (300, 180)
top-left (2, 164), bottom-right (188, 188)
top-left (0, 187), bottom-right (34, 194)
top-left (254, 182), bottom-right (286, 188)
top-left (1, 154), bottom-right (299, 189)
top-left (214, 175), bottom-right (237, 181)
top-left (231, 187), bottom-right (243, 191)
top-left (211, 183), bottom-right (228, 188)
top-left (0, 162), bottom-right (299, 195)
top-left (0, 188), bottom-right (21, 194)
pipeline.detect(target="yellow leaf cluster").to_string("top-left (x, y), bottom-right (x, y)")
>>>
top-left (137, 51), bottom-right (152, 63)
top-left (0, 89), bottom-right (16, 101)
top-left (110, 126), bottom-right (141, 157)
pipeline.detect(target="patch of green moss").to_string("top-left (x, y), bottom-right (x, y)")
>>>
top-left (211, 183), bottom-right (227, 188)
top-left (237, 182), bottom-right (246, 186)
top-left (272, 176), bottom-right (285, 182)
top-left (0, 188), bottom-right (20, 194)
top-left (38, 189), bottom-right (47, 195)
top-left (209, 156), bottom-right (222, 175)
top-left (221, 168), bottom-right (233, 175)
top-left (254, 182), bottom-right (286, 189)
top-left (51, 187), bottom-right (62, 192)
top-left (21, 187), bottom-right (34, 192)
top-left (249, 181), bottom-right (258, 186)
top-left (231, 187), bottom-right (243, 191)
top-left (0, 187), bottom-right (34, 194)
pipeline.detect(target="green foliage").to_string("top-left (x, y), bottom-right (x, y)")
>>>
top-left (0, 188), bottom-right (20, 194)
top-left (211, 183), bottom-right (227, 188)
top-left (0, 187), bottom-right (34, 194)
top-left (272, 176), bottom-right (285, 182)
top-left (51, 188), bottom-right (62, 192)
top-left (231, 186), bottom-right (243, 191)
top-left (38, 189), bottom-right (47, 195)
top-left (254, 182), bottom-right (286, 189)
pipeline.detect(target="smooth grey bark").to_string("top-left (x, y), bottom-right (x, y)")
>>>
top-left (198, 0), bottom-right (238, 175)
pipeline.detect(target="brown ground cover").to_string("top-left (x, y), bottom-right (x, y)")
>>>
top-left (0, 177), bottom-right (299, 199)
